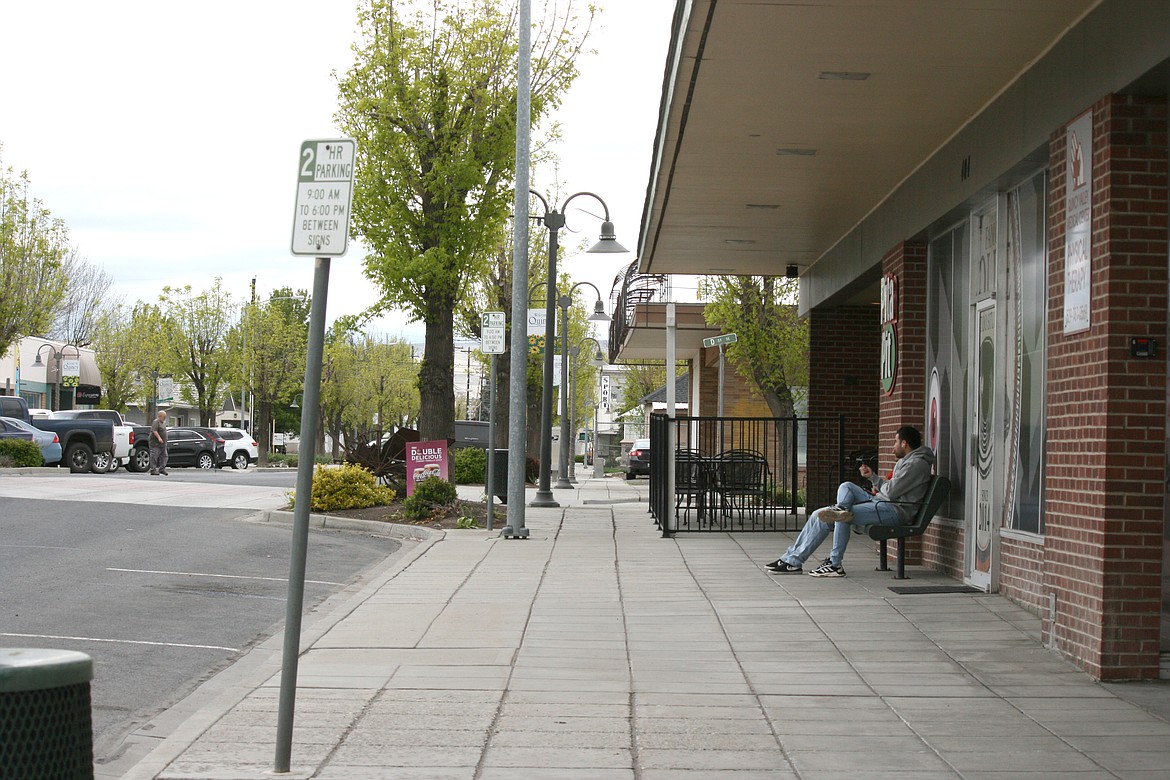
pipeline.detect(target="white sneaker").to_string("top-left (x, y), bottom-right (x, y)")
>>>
top-left (818, 506), bottom-right (853, 523)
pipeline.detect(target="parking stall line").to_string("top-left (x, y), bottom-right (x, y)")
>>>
top-left (106, 567), bottom-right (344, 586)
top-left (0, 632), bottom-right (238, 652)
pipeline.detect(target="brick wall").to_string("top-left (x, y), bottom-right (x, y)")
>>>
top-left (807, 307), bottom-right (880, 510)
top-left (808, 305), bottom-right (881, 445)
top-left (1000, 535), bottom-right (1047, 618)
top-left (879, 242), bottom-right (930, 566)
top-left (1044, 94), bottom-right (1168, 680)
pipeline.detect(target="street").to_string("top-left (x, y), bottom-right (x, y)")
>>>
top-left (0, 467), bottom-right (403, 766)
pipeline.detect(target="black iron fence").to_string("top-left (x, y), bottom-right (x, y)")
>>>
top-left (649, 413), bottom-right (847, 536)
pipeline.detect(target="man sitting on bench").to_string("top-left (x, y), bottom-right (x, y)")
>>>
top-left (765, 425), bottom-right (935, 578)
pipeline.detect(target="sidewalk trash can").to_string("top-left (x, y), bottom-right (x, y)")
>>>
top-left (0, 648), bottom-right (94, 780)
top-left (490, 449), bottom-right (508, 504)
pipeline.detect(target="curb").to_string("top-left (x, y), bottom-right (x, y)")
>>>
top-left (252, 508), bottom-right (445, 542)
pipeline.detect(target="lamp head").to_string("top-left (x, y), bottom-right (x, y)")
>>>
top-left (586, 221), bottom-right (628, 254)
top-left (32, 353), bottom-right (44, 366)
top-left (588, 300), bottom-right (610, 322)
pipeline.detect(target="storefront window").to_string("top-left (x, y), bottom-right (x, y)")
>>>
top-left (926, 223), bottom-right (969, 519)
top-left (1004, 173), bottom-right (1048, 535)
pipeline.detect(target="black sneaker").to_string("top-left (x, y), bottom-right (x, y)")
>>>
top-left (808, 561), bottom-right (846, 578)
top-left (768, 561), bottom-right (803, 574)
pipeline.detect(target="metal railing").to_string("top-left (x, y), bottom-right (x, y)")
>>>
top-left (649, 413), bottom-right (846, 536)
top-left (606, 260), bottom-right (667, 363)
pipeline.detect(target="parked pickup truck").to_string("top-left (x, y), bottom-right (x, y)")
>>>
top-left (51, 409), bottom-right (147, 472)
top-left (0, 396), bottom-right (115, 473)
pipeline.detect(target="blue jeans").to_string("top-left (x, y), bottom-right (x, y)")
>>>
top-left (781, 482), bottom-right (902, 567)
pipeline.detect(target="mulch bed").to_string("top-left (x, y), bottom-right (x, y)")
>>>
top-left (324, 498), bottom-right (493, 531)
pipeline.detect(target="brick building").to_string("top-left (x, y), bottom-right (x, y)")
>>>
top-left (629, 2), bottom-right (1169, 680)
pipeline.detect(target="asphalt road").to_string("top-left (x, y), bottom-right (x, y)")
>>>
top-left (0, 476), bottom-right (401, 766)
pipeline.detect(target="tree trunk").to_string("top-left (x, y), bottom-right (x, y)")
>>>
top-left (761, 385), bottom-right (795, 419)
top-left (525, 374), bottom-right (541, 458)
top-left (255, 400), bottom-right (272, 466)
top-left (419, 297), bottom-right (456, 450)
top-left (493, 341), bottom-right (510, 449)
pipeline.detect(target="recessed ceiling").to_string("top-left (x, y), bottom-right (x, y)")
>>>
top-left (638, 0), bottom-right (1099, 280)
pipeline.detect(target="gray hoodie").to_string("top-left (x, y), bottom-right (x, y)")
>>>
top-left (868, 445), bottom-right (937, 522)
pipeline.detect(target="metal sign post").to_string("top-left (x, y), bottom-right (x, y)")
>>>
top-left (275, 138), bottom-right (354, 775)
top-left (481, 312), bottom-right (505, 531)
top-left (703, 333), bottom-right (737, 417)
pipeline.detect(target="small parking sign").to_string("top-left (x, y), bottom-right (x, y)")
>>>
top-left (291, 139), bottom-right (356, 257)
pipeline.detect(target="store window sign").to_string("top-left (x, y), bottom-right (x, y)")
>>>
top-left (880, 274), bottom-right (898, 395)
top-left (1063, 111), bottom-right (1092, 334)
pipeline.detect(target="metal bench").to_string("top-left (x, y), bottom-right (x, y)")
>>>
top-left (861, 475), bottom-right (951, 579)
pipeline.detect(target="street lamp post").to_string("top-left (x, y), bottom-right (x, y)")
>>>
top-left (529, 191), bottom-right (627, 507)
top-left (31, 344), bottom-right (57, 410)
top-left (556, 287), bottom-right (608, 489)
top-left (568, 336), bottom-right (603, 483)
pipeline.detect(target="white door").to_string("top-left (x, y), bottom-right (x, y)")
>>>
top-left (966, 200), bottom-right (999, 591)
top-left (968, 299), bottom-right (996, 590)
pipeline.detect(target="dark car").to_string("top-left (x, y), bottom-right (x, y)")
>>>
top-left (165, 427), bottom-right (223, 470)
top-left (625, 438), bottom-right (651, 480)
top-left (187, 427), bottom-right (234, 468)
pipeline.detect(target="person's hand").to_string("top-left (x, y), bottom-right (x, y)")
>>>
top-left (859, 463), bottom-right (874, 478)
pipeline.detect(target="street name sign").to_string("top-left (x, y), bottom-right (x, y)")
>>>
top-left (703, 333), bottom-right (738, 348)
top-left (482, 311), bottom-right (506, 354)
top-left (291, 138), bottom-right (356, 257)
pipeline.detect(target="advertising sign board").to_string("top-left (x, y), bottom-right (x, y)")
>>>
top-left (406, 439), bottom-right (449, 496)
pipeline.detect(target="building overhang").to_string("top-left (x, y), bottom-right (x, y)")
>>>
top-left (638, 0), bottom-right (1111, 309)
top-left (615, 301), bottom-right (718, 362)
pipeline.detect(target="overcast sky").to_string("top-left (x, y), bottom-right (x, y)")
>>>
top-left (0, 0), bottom-right (675, 343)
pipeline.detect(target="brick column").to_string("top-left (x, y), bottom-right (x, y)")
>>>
top-left (1045, 95), bottom-right (1168, 679)
top-left (807, 306), bottom-right (880, 508)
top-left (879, 241), bottom-right (929, 565)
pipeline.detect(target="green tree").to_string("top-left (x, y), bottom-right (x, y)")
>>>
top-left (698, 275), bottom-right (809, 418)
top-left (319, 330), bottom-right (419, 460)
top-left (237, 289), bottom-right (309, 462)
top-left (335, 0), bottom-right (592, 448)
top-left (0, 162), bottom-right (70, 357)
top-left (157, 279), bottom-right (236, 425)
top-left (90, 303), bottom-right (140, 413)
top-left (126, 302), bottom-right (172, 421)
top-left (618, 361), bottom-right (667, 415)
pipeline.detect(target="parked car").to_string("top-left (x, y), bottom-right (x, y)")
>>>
top-left (50, 409), bottom-right (139, 473)
top-left (0, 396), bottom-right (116, 473)
top-left (625, 438), bottom-right (651, 480)
top-left (0, 419), bottom-right (34, 442)
top-left (213, 427), bottom-right (258, 470)
top-left (0, 417), bottom-right (62, 465)
top-left (164, 427), bottom-right (223, 470)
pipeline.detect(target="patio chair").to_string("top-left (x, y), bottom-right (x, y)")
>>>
top-left (712, 450), bottom-right (769, 521)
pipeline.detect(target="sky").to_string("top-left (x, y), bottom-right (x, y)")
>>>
top-left (0, 0), bottom-right (676, 344)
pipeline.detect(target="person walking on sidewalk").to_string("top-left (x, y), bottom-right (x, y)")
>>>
top-left (766, 425), bottom-right (935, 578)
top-left (149, 410), bottom-right (169, 476)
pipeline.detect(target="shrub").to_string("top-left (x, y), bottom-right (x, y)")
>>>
top-left (402, 476), bottom-right (457, 520)
top-left (0, 439), bottom-right (42, 467)
top-left (290, 464), bottom-right (396, 512)
top-left (453, 447), bottom-right (486, 484)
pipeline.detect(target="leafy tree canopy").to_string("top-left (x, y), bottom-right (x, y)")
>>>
top-left (0, 160), bottom-right (71, 357)
top-left (335, 0), bottom-right (593, 444)
top-left (698, 275), bottom-right (809, 418)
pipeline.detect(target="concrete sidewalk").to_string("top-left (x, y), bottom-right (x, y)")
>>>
top-left (114, 476), bottom-right (1170, 779)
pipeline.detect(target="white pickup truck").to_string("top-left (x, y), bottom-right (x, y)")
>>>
top-left (50, 409), bottom-right (138, 472)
